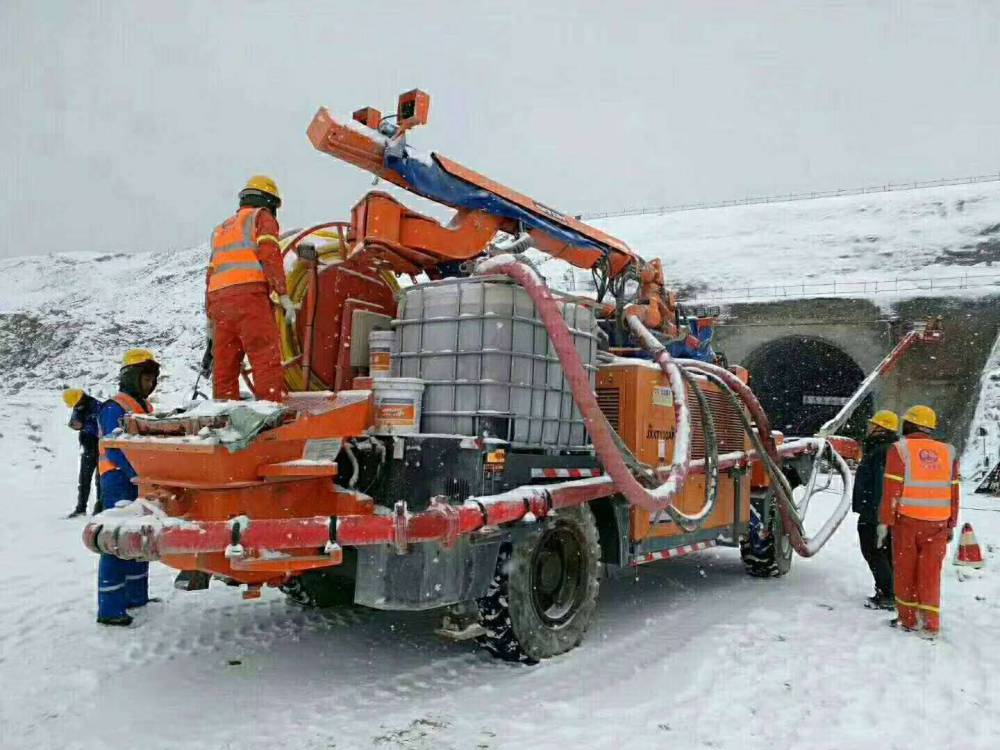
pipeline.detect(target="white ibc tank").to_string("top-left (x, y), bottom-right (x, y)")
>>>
top-left (392, 276), bottom-right (597, 447)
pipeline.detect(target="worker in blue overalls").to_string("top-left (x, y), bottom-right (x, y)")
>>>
top-left (667, 316), bottom-right (716, 363)
top-left (96, 348), bottom-right (160, 626)
top-left (63, 388), bottom-right (104, 517)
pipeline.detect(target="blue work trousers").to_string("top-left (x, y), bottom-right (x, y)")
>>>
top-left (97, 471), bottom-right (149, 620)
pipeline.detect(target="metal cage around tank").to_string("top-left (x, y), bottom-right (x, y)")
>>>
top-left (391, 276), bottom-right (598, 447)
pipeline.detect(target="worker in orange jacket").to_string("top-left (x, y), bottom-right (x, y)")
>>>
top-left (206, 175), bottom-right (295, 402)
top-left (878, 405), bottom-right (960, 638)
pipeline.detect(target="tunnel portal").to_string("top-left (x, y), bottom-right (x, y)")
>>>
top-left (744, 336), bottom-right (873, 438)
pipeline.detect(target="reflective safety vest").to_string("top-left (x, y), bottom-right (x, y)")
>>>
top-left (98, 393), bottom-right (151, 475)
top-left (894, 437), bottom-right (954, 521)
top-left (207, 207), bottom-right (268, 293)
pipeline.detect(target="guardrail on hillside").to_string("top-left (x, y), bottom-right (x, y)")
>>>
top-left (580, 173), bottom-right (1000, 221)
top-left (687, 271), bottom-right (1000, 304)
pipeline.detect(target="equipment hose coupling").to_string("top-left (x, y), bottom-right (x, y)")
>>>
top-left (489, 231), bottom-right (533, 256)
top-left (225, 515), bottom-right (250, 559)
top-left (541, 489), bottom-right (554, 515)
top-left (82, 523), bottom-right (102, 555)
top-left (393, 501), bottom-right (409, 555)
top-left (429, 496), bottom-right (461, 549)
top-left (325, 516), bottom-right (341, 556)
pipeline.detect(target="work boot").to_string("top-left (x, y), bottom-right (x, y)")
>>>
top-left (888, 618), bottom-right (916, 632)
top-left (126, 597), bottom-right (162, 610)
top-left (918, 629), bottom-right (939, 641)
top-left (865, 595), bottom-right (894, 610)
top-left (97, 614), bottom-right (134, 627)
top-left (66, 510), bottom-right (85, 519)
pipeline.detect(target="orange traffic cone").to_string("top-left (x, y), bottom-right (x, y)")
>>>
top-left (954, 522), bottom-right (984, 568)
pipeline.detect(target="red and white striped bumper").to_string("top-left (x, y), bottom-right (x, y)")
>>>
top-left (631, 540), bottom-right (717, 566)
top-left (530, 467), bottom-right (603, 479)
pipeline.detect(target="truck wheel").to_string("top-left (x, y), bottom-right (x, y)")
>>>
top-left (281, 569), bottom-right (355, 608)
top-left (477, 505), bottom-right (601, 663)
top-left (740, 498), bottom-right (793, 578)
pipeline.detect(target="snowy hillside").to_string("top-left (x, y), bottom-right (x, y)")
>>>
top-left (0, 181), bottom-right (998, 457)
top-left (964, 333), bottom-right (1000, 479)
top-left (2, 181), bottom-right (999, 406)
top-left (544, 180), bottom-right (1000, 302)
top-left (0, 246), bottom-right (208, 402)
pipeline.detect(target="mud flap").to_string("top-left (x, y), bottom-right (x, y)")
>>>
top-left (354, 539), bottom-right (502, 611)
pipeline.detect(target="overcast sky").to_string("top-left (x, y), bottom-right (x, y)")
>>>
top-left (2, 1), bottom-right (998, 259)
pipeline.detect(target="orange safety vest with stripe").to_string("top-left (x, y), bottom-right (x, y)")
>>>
top-left (207, 207), bottom-right (272, 293)
top-left (98, 393), bottom-right (151, 475)
top-left (891, 437), bottom-right (954, 521)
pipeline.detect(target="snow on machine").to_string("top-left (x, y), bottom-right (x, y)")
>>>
top-left (83, 90), bottom-right (942, 662)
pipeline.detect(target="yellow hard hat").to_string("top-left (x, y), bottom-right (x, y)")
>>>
top-left (242, 175), bottom-right (281, 204)
top-left (902, 404), bottom-right (937, 430)
top-left (122, 348), bottom-right (158, 368)
top-left (868, 409), bottom-right (899, 432)
top-left (62, 388), bottom-right (84, 408)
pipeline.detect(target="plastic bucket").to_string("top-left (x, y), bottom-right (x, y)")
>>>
top-left (372, 377), bottom-right (424, 434)
top-left (368, 329), bottom-right (394, 379)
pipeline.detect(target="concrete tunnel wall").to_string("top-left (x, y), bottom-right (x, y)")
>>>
top-left (713, 294), bottom-right (1000, 452)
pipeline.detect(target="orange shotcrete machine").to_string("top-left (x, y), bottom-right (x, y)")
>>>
top-left (84, 90), bottom-right (941, 662)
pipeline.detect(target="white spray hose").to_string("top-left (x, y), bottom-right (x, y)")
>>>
top-left (781, 438), bottom-right (854, 556)
top-left (678, 359), bottom-right (854, 557)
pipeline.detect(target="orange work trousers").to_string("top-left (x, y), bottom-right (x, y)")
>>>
top-left (207, 286), bottom-right (284, 402)
top-left (891, 514), bottom-right (950, 632)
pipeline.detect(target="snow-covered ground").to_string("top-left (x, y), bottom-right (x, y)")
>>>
top-left (2, 394), bottom-right (999, 750)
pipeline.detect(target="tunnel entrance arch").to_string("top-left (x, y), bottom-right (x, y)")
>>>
top-left (743, 336), bottom-right (873, 438)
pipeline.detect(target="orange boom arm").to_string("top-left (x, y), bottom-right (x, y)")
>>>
top-left (306, 91), bottom-right (644, 278)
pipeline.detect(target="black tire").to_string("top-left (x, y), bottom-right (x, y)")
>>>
top-left (740, 496), bottom-right (793, 578)
top-left (281, 569), bottom-right (355, 608)
top-left (476, 505), bottom-right (601, 663)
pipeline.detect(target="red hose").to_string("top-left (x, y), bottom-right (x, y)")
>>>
top-left (477, 255), bottom-right (690, 513)
top-left (675, 357), bottom-right (806, 549)
top-left (676, 358), bottom-right (779, 461)
top-left (83, 479), bottom-right (615, 560)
